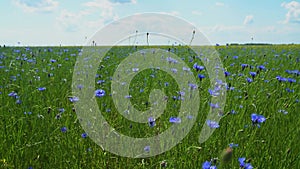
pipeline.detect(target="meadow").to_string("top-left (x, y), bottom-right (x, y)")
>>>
top-left (0, 44), bottom-right (299, 169)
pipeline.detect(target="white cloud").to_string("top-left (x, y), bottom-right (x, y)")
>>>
top-left (56, 10), bottom-right (88, 32)
top-left (281, 1), bottom-right (300, 24)
top-left (56, 0), bottom-right (138, 33)
top-left (215, 2), bottom-right (224, 6)
top-left (83, 0), bottom-right (115, 20)
top-left (243, 15), bottom-right (254, 25)
top-left (13, 0), bottom-right (58, 13)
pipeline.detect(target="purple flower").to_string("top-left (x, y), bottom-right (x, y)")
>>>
top-left (193, 63), bottom-right (205, 71)
top-left (125, 95), bottom-right (132, 99)
top-left (95, 89), bottom-right (105, 98)
top-left (249, 72), bottom-right (257, 78)
top-left (81, 133), bottom-right (88, 138)
top-left (238, 157), bottom-right (253, 169)
top-left (58, 108), bottom-right (65, 113)
top-left (287, 78), bottom-right (296, 83)
top-left (198, 74), bottom-right (205, 81)
top-left (148, 117), bottom-right (156, 127)
top-left (202, 161), bottom-right (217, 169)
top-left (241, 64), bottom-right (248, 70)
top-left (144, 146), bottom-right (150, 152)
top-left (61, 127), bottom-right (67, 133)
top-left (97, 80), bottom-right (105, 85)
top-left (286, 88), bottom-right (294, 93)
top-left (8, 91), bottom-right (18, 97)
top-left (246, 77), bottom-right (253, 83)
top-left (231, 110), bottom-right (237, 114)
top-left (189, 83), bottom-right (198, 90)
top-left (229, 143), bottom-right (238, 148)
top-left (210, 103), bottom-right (219, 109)
top-left (69, 96), bottom-right (79, 102)
top-left (16, 99), bottom-right (22, 104)
top-left (224, 71), bottom-right (230, 77)
top-left (182, 67), bottom-right (190, 72)
top-left (50, 59), bottom-right (57, 63)
top-left (38, 87), bottom-right (46, 91)
top-left (258, 65), bottom-right (266, 71)
top-left (206, 120), bottom-right (220, 128)
top-left (251, 113), bottom-right (266, 127)
top-left (171, 68), bottom-right (177, 73)
top-left (276, 76), bottom-right (287, 82)
top-left (166, 57), bottom-right (178, 64)
top-left (132, 68), bottom-right (139, 72)
top-left (169, 117), bottom-right (181, 123)
top-left (77, 84), bottom-right (83, 90)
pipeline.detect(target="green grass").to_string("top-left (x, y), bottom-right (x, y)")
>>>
top-left (0, 45), bottom-right (299, 168)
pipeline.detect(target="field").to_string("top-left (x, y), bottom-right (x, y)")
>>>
top-left (0, 44), bottom-right (299, 169)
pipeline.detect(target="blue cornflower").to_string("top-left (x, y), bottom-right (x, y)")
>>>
top-left (69, 96), bottom-right (79, 102)
top-left (169, 117), bottom-right (181, 123)
top-left (81, 133), bottom-right (88, 138)
top-left (193, 63), bottom-right (205, 71)
top-left (202, 161), bottom-right (217, 169)
top-left (50, 59), bottom-right (57, 63)
top-left (231, 110), bottom-right (237, 114)
top-left (144, 146), bottom-right (150, 152)
top-left (38, 87), bottom-right (46, 91)
top-left (198, 74), bottom-right (205, 81)
top-left (210, 103), bottom-right (219, 109)
top-left (276, 76), bottom-right (287, 82)
top-left (246, 77), bottom-right (253, 83)
top-left (8, 91), bottom-right (18, 97)
top-left (206, 120), bottom-right (220, 128)
top-left (189, 83), bottom-right (198, 90)
top-left (224, 71), bottom-right (230, 77)
top-left (241, 64), bottom-right (248, 70)
top-left (249, 72), bottom-right (257, 78)
top-left (148, 117), bottom-right (156, 127)
top-left (16, 99), bottom-right (22, 104)
top-left (77, 84), bottom-right (83, 90)
top-left (287, 78), bottom-right (296, 83)
top-left (171, 68), bottom-right (177, 74)
top-left (97, 80), bottom-right (105, 85)
top-left (24, 112), bottom-right (32, 115)
top-left (58, 108), bottom-right (65, 113)
top-left (183, 67), bottom-right (190, 72)
top-left (125, 95), bottom-right (132, 99)
top-left (209, 89), bottom-right (220, 96)
top-left (258, 65), bottom-right (266, 71)
top-left (233, 55), bottom-right (238, 59)
top-left (61, 127), bottom-right (67, 133)
top-left (132, 68), bottom-right (139, 72)
top-left (95, 89), bottom-right (105, 98)
top-left (286, 88), bottom-right (294, 93)
top-left (251, 113), bottom-right (266, 127)
top-left (229, 143), bottom-right (238, 148)
top-left (238, 157), bottom-right (253, 169)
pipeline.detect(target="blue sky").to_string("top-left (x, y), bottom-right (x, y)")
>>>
top-left (1, 0), bottom-right (300, 46)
